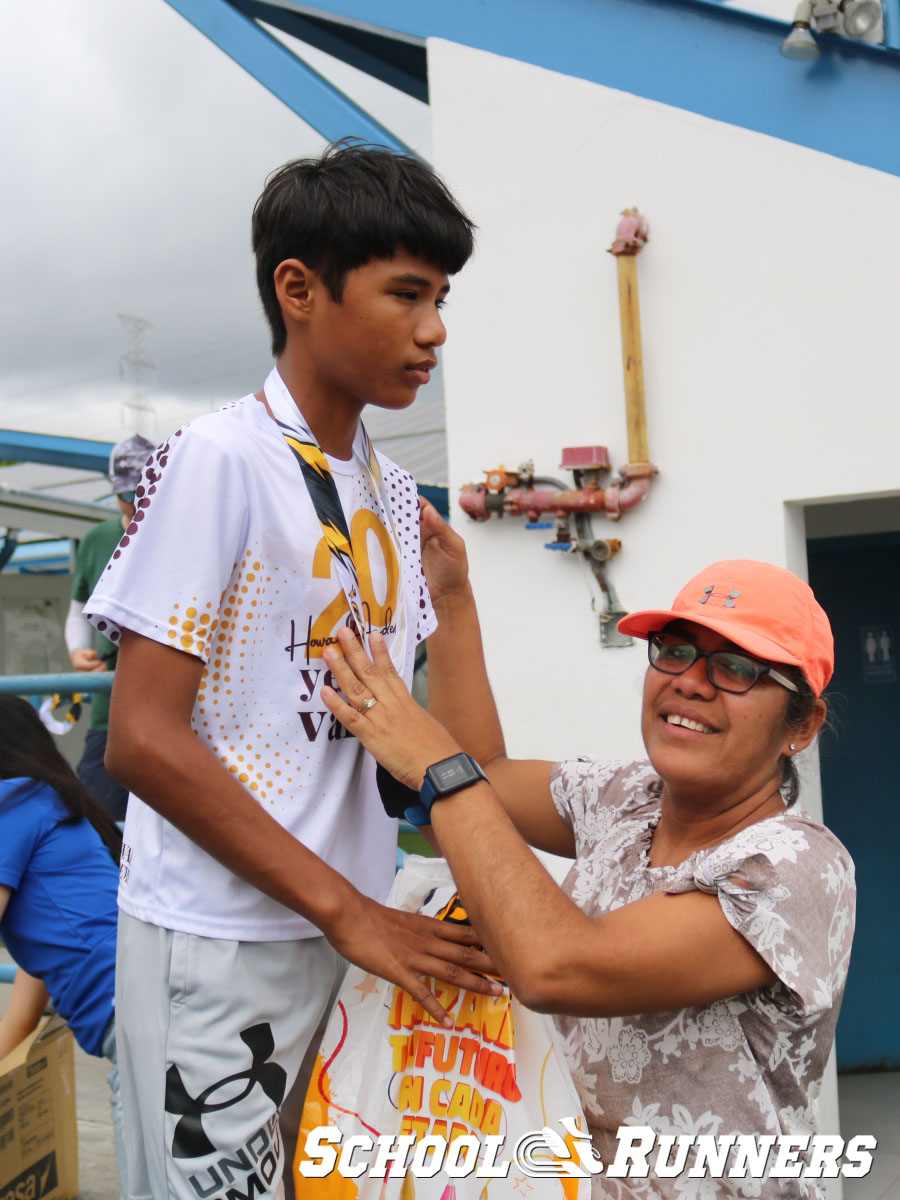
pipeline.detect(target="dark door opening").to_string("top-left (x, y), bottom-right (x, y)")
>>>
top-left (807, 531), bottom-right (900, 1071)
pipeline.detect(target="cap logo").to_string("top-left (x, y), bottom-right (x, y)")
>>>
top-left (699, 584), bottom-right (741, 609)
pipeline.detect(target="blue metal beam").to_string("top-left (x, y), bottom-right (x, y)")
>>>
top-left (274, 0), bottom-right (900, 177)
top-left (162, 0), bottom-right (414, 151)
top-left (0, 430), bottom-right (113, 473)
top-left (233, 0), bottom-right (428, 100)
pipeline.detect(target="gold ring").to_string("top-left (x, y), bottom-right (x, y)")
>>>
top-left (359, 697), bottom-right (378, 713)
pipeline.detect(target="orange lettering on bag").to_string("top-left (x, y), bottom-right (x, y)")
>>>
top-left (434, 981), bottom-right (460, 1016)
top-left (388, 986), bottom-right (403, 1028)
top-left (446, 1082), bottom-right (471, 1122)
top-left (397, 1074), bottom-right (423, 1112)
top-left (399, 1115), bottom-right (430, 1139)
top-left (454, 990), bottom-right (483, 1034)
top-left (474, 1049), bottom-right (521, 1102)
top-left (430, 1079), bottom-right (451, 1117)
top-left (481, 1100), bottom-right (502, 1136)
top-left (481, 994), bottom-right (514, 1049)
top-left (390, 1034), bottom-right (410, 1071)
top-left (389, 984), bottom-right (428, 1031)
top-left (502, 1061), bottom-right (521, 1103)
top-left (414, 1030), bottom-right (436, 1068)
top-left (448, 1122), bottom-right (469, 1145)
top-left (432, 1033), bottom-right (459, 1072)
top-left (481, 1050), bottom-right (508, 1094)
top-left (458, 1037), bottom-right (479, 1076)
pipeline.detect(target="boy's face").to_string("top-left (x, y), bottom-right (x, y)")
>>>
top-left (302, 249), bottom-right (450, 412)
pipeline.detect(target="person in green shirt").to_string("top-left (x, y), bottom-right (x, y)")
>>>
top-left (65, 434), bottom-right (154, 820)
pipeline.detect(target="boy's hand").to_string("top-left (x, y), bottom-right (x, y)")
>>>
top-left (321, 625), bottom-right (501, 1022)
top-left (328, 894), bottom-right (501, 1027)
top-left (419, 499), bottom-right (470, 603)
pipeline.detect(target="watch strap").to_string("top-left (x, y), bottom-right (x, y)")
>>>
top-left (404, 753), bottom-right (487, 826)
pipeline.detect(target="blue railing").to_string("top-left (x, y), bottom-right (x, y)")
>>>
top-left (0, 672), bottom-right (113, 695)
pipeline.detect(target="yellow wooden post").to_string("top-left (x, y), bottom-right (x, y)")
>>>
top-left (609, 208), bottom-right (650, 466)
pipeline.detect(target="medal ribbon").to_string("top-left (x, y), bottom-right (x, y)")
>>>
top-left (263, 367), bottom-right (408, 671)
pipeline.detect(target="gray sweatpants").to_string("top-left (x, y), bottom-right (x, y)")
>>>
top-left (115, 912), bottom-right (342, 1200)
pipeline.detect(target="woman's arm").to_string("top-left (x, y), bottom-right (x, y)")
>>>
top-left (322, 631), bottom-right (775, 1017)
top-left (420, 504), bottom-right (573, 857)
top-left (0, 887), bottom-right (50, 1061)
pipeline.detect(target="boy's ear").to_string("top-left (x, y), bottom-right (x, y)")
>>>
top-left (274, 259), bottom-right (317, 324)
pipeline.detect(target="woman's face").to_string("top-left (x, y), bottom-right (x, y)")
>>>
top-left (641, 621), bottom-right (795, 802)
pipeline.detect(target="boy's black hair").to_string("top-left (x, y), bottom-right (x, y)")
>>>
top-left (0, 695), bottom-right (122, 863)
top-left (251, 140), bottom-right (476, 355)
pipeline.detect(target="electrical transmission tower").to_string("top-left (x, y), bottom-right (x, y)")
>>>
top-left (118, 313), bottom-right (156, 432)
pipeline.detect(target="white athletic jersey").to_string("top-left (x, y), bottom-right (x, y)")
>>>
top-left (86, 395), bottom-right (436, 941)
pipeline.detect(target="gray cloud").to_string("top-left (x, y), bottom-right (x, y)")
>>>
top-left (2, 0), bottom-right (429, 442)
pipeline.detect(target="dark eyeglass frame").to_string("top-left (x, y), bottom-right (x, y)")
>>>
top-left (116, 491), bottom-right (137, 504)
top-left (647, 632), bottom-right (799, 695)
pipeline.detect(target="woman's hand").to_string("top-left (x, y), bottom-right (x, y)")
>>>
top-left (419, 500), bottom-right (470, 604)
top-left (322, 627), bottom-right (460, 789)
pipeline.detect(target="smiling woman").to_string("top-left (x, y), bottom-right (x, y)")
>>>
top-left (321, 514), bottom-right (856, 1200)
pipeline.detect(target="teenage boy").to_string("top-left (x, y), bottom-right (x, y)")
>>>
top-left (86, 143), bottom-right (494, 1200)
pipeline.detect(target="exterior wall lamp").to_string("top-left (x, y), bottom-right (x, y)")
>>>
top-left (780, 0), bottom-right (885, 58)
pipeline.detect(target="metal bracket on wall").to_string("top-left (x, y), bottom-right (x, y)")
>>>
top-left (590, 560), bottom-right (633, 648)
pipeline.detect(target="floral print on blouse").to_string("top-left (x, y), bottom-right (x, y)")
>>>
top-left (550, 759), bottom-right (856, 1200)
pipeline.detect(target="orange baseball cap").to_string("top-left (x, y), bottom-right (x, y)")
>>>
top-left (616, 559), bottom-right (834, 696)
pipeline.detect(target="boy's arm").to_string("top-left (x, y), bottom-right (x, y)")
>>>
top-left (106, 631), bottom-right (497, 1023)
top-left (420, 504), bottom-right (574, 857)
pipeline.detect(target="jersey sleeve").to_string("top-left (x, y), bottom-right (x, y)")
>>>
top-left (375, 452), bottom-right (437, 644)
top-left (0, 788), bottom-right (42, 890)
top-left (84, 425), bottom-right (249, 663)
top-left (411, 504), bottom-right (437, 644)
top-left (670, 818), bottom-right (856, 1016)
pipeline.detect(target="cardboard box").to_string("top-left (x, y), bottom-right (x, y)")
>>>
top-left (0, 1015), bottom-right (78, 1200)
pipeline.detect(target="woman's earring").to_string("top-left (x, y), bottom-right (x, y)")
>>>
top-left (789, 743), bottom-right (797, 752)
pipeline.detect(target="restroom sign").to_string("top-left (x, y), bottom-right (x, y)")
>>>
top-left (861, 624), bottom-right (896, 684)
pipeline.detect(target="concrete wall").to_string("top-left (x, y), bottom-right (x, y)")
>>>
top-left (428, 36), bottom-right (900, 1156)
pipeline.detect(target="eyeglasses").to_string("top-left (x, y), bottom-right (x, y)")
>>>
top-left (117, 491), bottom-right (136, 504)
top-left (648, 632), bottom-right (798, 695)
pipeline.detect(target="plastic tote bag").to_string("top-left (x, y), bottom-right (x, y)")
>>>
top-left (294, 856), bottom-right (591, 1199)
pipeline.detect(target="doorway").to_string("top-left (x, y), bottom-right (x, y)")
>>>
top-left (807, 527), bottom-right (900, 1071)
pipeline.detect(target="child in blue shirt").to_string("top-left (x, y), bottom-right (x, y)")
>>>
top-left (0, 695), bottom-right (125, 1197)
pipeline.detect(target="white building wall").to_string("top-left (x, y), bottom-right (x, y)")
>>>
top-left (428, 36), bottom-right (900, 1153)
top-left (429, 35), bottom-right (900, 775)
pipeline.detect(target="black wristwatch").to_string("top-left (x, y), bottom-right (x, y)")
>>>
top-left (404, 753), bottom-right (488, 827)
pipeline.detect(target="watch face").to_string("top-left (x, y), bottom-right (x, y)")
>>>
top-left (431, 754), bottom-right (481, 794)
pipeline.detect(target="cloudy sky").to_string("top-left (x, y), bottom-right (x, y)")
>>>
top-left (1, 0), bottom-right (791, 484)
top-left (1, 0), bottom-right (431, 451)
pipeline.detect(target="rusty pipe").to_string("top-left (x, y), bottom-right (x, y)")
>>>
top-left (459, 465), bottom-right (653, 523)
